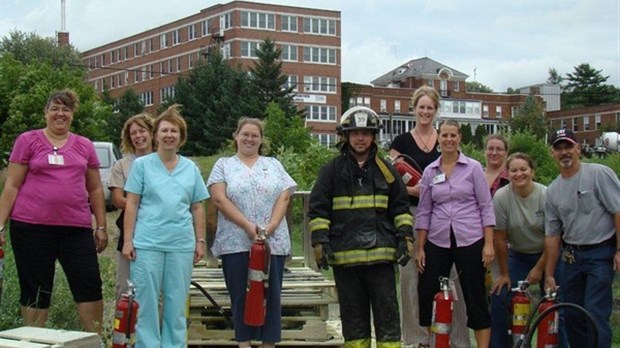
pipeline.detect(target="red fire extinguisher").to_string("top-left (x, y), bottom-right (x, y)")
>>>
top-left (537, 288), bottom-right (560, 348)
top-left (431, 277), bottom-right (454, 348)
top-left (511, 280), bottom-right (531, 345)
top-left (244, 227), bottom-right (271, 326)
top-left (113, 281), bottom-right (139, 348)
top-left (389, 154), bottom-right (423, 187)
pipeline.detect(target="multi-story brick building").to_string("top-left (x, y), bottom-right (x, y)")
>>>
top-left (547, 103), bottom-right (620, 146)
top-left (82, 0), bottom-right (341, 143)
top-left (348, 57), bottom-right (544, 143)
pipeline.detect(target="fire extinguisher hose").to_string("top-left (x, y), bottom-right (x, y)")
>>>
top-left (190, 280), bottom-right (232, 326)
top-left (514, 302), bottom-right (598, 348)
top-left (395, 153), bottom-right (423, 173)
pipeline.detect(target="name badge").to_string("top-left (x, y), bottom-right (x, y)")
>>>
top-left (433, 173), bottom-right (446, 184)
top-left (48, 154), bottom-right (64, 165)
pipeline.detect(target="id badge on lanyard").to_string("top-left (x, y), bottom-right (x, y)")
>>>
top-left (48, 146), bottom-right (65, 166)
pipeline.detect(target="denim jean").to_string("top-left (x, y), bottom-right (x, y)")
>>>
top-left (490, 250), bottom-right (540, 348)
top-left (489, 249), bottom-right (568, 348)
top-left (561, 244), bottom-right (614, 348)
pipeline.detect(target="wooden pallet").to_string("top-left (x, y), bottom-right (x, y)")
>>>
top-left (189, 264), bottom-right (342, 346)
top-left (0, 327), bottom-right (101, 348)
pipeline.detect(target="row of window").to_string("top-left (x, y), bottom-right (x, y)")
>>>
top-left (240, 41), bottom-right (337, 65)
top-left (86, 10), bottom-right (337, 69)
top-left (557, 113), bottom-right (607, 132)
top-left (354, 97), bottom-right (505, 118)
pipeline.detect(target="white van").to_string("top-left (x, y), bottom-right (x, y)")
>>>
top-left (94, 141), bottom-right (122, 211)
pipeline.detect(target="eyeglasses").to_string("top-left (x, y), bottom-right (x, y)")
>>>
top-left (486, 147), bottom-right (506, 153)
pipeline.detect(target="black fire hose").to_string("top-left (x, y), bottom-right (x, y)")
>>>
top-left (190, 280), bottom-right (233, 327)
top-left (514, 302), bottom-right (598, 348)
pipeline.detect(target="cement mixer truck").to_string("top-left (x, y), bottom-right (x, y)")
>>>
top-left (592, 132), bottom-right (620, 157)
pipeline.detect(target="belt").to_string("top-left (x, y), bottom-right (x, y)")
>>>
top-left (563, 237), bottom-right (615, 251)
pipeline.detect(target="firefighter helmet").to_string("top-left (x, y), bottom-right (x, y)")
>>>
top-left (337, 106), bottom-right (383, 135)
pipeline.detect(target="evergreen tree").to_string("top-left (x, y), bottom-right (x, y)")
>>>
top-left (174, 50), bottom-right (260, 155)
top-left (106, 89), bottom-right (145, 146)
top-left (562, 63), bottom-right (617, 109)
top-left (508, 95), bottom-right (547, 139)
top-left (466, 81), bottom-right (493, 93)
top-left (460, 123), bottom-right (473, 145)
top-left (249, 38), bottom-right (300, 118)
top-left (472, 124), bottom-right (488, 149)
top-left (547, 67), bottom-right (563, 85)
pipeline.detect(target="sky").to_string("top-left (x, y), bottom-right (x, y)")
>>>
top-left (1, 0), bottom-right (619, 92)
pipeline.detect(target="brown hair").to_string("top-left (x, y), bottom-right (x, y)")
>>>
top-left (233, 117), bottom-right (264, 155)
top-left (120, 113), bottom-right (156, 153)
top-left (438, 119), bottom-right (460, 134)
top-left (154, 104), bottom-right (187, 148)
top-left (485, 134), bottom-right (509, 152)
top-left (45, 89), bottom-right (79, 111)
top-left (505, 152), bottom-right (535, 171)
top-left (412, 86), bottom-right (440, 110)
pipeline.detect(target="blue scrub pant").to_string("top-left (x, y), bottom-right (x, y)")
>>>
top-left (130, 249), bottom-right (194, 348)
top-left (561, 244), bottom-right (614, 348)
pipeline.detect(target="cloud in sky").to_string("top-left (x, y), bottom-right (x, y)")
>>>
top-left (1, 0), bottom-right (618, 92)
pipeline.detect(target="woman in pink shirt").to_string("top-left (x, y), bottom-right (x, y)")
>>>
top-left (415, 119), bottom-right (495, 348)
top-left (0, 89), bottom-right (107, 335)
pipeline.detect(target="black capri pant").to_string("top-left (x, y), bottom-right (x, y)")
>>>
top-left (418, 230), bottom-right (490, 330)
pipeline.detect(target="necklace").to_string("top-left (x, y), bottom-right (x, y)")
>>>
top-left (414, 128), bottom-right (434, 152)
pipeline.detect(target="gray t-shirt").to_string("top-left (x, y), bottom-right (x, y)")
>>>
top-left (494, 182), bottom-right (546, 254)
top-left (545, 163), bottom-right (620, 245)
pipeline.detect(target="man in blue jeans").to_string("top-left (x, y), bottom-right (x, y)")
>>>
top-left (544, 128), bottom-right (620, 348)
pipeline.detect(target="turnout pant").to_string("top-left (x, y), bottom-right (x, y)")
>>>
top-left (333, 263), bottom-right (401, 348)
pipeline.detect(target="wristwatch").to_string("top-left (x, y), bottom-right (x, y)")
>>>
top-left (196, 238), bottom-right (206, 244)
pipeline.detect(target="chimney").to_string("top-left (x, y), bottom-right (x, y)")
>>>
top-left (57, 0), bottom-right (69, 47)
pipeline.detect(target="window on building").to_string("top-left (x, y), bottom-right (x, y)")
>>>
top-left (160, 33), bottom-right (167, 49)
top-left (241, 11), bottom-right (275, 29)
top-left (303, 76), bottom-right (336, 93)
top-left (395, 100), bottom-right (401, 113)
top-left (440, 80), bottom-right (448, 97)
top-left (283, 75), bottom-right (298, 91)
top-left (302, 17), bottom-right (336, 35)
top-left (616, 112), bottom-right (620, 125)
top-left (124, 71), bottom-right (129, 85)
top-left (188, 24), bottom-right (196, 40)
top-left (281, 45), bottom-right (298, 61)
top-left (380, 99), bottom-right (387, 112)
top-left (150, 64), bottom-right (155, 79)
top-left (134, 70), bottom-right (139, 83)
top-left (483, 105), bottom-right (489, 117)
top-left (160, 62), bottom-right (165, 76)
top-left (141, 67), bottom-right (146, 81)
top-left (140, 91), bottom-right (153, 106)
top-left (148, 38), bottom-right (153, 53)
top-left (188, 53), bottom-right (195, 69)
top-left (573, 117), bottom-right (579, 132)
top-left (144, 67), bottom-right (149, 81)
top-left (312, 133), bottom-right (336, 147)
top-left (305, 105), bottom-right (337, 121)
top-left (241, 41), bottom-right (260, 58)
top-left (161, 86), bottom-right (176, 102)
top-left (596, 113), bottom-right (601, 130)
top-left (134, 43), bottom-right (140, 57)
top-left (167, 59), bottom-right (174, 73)
top-left (123, 47), bottom-right (128, 61)
top-left (454, 81), bottom-right (460, 91)
top-left (584, 116), bottom-right (590, 131)
top-left (282, 15), bottom-right (298, 32)
top-left (561, 119), bottom-right (567, 129)
top-left (496, 105), bottom-right (502, 118)
top-left (427, 80), bottom-right (434, 87)
top-left (302, 46), bottom-right (336, 64)
top-left (172, 30), bottom-right (180, 45)
top-left (221, 12), bottom-right (232, 29)
top-left (110, 50), bottom-right (115, 64)
top-left (221, 43), bottom-right (231, 59)
top-left (202, 20), bottom-right (209, 36)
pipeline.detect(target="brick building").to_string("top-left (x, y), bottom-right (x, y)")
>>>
top-left (349, 57), bottom-right (543, 143)
top-left (547, 103), bottom-right (620, 146)
top-left (82, 0), bottom-right (341, 142)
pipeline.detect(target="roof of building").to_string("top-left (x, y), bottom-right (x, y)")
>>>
top-left (370, 57), bottom-right (469, 86)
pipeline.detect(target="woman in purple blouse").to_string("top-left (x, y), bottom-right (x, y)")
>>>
top-left (415, 119), bottom-right (495, 348)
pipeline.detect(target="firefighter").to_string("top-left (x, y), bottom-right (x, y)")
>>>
top-left (309, 106), bottom-right (414, 348)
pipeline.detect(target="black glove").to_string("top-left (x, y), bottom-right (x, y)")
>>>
top-left (313, 243), bottom-right (333, 270)
top-left (396, 238), bottom-right (411, 266)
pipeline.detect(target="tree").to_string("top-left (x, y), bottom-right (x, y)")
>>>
top-left (466, 81), bottom-right (493, 93)
top-left (250, 38), bottom-right (300, 119)
top-left (472, 124), bottom-right (488, 149)
top-left (105, 88), bottom-right (145, 145)
top-left (264, 102), bottom-right (311, 154)
top-left (547, 67), bottom-right (563, 85)
top-left (341, 82), bottom-right (361, 112)
top-left (460, 123), bottom-right (473, 145)
top-left (174, 50), bottom-right (260, 155)
top-left (562, 63), bottom-right (617, 109)
top-left (0, 30), bottom-right (82, 68)
top-left (0, 54), bottom-right (112, 165)
top-left (505, 87), bottom-right (519, 94)
top-left (508, 95), bottom-right (547, 139)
